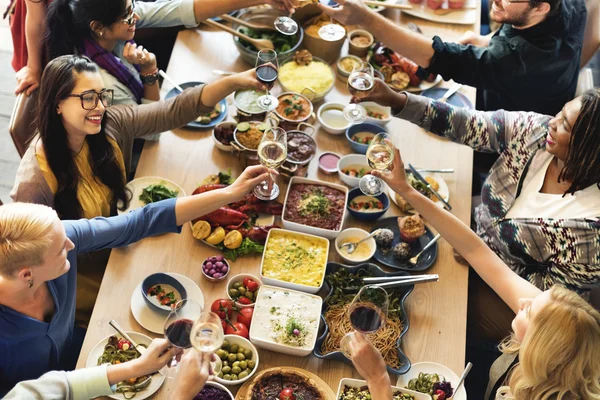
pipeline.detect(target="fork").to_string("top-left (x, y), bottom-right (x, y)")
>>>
top-left (409, 234), bottom-right (441, 265)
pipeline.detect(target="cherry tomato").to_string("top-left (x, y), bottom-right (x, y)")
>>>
top-left (237, 296), bottom-right (252, 305)
top-left (279, 388), bottom-right (296, 400)
top-left (237, 307), bottom-right (253, 328)
top-left (245, 279), bottom-right (259, 292)
top-left (225, 322), bottom-right (249, 339)
top-left (211, 299), bottom-right (234, 320)
top-left (242, 277), bottom-right (252, 287)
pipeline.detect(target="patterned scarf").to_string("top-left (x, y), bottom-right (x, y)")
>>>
top-left (80, 38), bottom-right (144, 103)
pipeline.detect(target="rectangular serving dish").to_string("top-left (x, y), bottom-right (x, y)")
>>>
top-left (249, 285), bottom-right (322, 357)
top-left (336, 378), bottom-right (430, 400)
top-left (281, 176), bottom-right (349, 240)
top-left (259, 228), bottom-right (329, 294)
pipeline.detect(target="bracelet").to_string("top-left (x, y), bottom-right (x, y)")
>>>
top-left (140, 68), bottom-right (159, 77)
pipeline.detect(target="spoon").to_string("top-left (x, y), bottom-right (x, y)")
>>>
top-left (203, 19), bottom-right (275, 50)
top-left (450, 362), bottom-right (472, 399)
top-left (219, 13), bottom-right (277, 31)
top-left (409, 233), bottom-right (441, 265)
top-left (339, 229), bottom-right (381, 254)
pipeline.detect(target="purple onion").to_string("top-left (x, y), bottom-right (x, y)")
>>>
top-left (215, 262), bottom-right (224, 268)
top-left (205, 262), bottom-right (213, 269)
top-left (221, 266), bottom-right (228, 273)
top-left (293, 329), bottom-right (300, 336)
top-left (209, 269), bottom-right (216, 275)
top-left (213, 273), bottom-right (222, 279)
top-left (216, 256), bottom-right (224, 262)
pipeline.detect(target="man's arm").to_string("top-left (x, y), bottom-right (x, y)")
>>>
top-left (14, 0), bottom-right (47, 95)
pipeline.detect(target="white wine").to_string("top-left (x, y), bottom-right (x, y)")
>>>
top-left (190, 321), bottom-right (224, 353)
top-left (348, 72), bottom-right (374, 99)
top-left (258, 141), bottom-right (287, 169)
top-left (367, 144), bottom-right (394, 170)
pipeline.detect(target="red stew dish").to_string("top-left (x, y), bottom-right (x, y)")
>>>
top-left (284, 184), bottom-right (346, 231)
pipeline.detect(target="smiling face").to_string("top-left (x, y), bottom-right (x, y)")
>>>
top-left (30, 219), bottom-right (75, 283)
top-left (101, 0), bottom-right (139, 41)
top-left (546, 97), bottom-right (582, 161)
top-left (490, 0), bottom-right (546, 26)
top-left (511, 290), bottom-right (552, 342)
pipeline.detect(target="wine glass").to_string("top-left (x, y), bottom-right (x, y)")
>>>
top-left (340, 285), bottom-right (389, 359)
top-left (255, 49), bottom-right (279, 112)
top-left (254, 127), bottom-right (287, 200)
top-left (190, 311), bottom-right (224, 353)
top-left (162, 299), bottom-right (202, 378)
top-left (344, 61), bottom-right (375, 124)
top-left (359, 133), bottom-right (394, 196)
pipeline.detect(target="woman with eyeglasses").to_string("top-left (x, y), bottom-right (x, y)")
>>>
top-left (44, 0), bottom-right (292, 105)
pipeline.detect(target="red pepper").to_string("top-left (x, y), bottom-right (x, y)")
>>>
top-left (117, 339), bottom-right (132, 351)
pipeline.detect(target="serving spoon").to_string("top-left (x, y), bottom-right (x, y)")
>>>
top-left (449, 362), bottom-right (472, 399)
top-left (338, 229), bottom-right (381, 254)
top-left (203, 19), bottom-right (275, 50)
top-left (218, 13), bottom-right (276, 31)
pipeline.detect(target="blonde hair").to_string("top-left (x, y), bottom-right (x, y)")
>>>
top-left (0, 203), bottom-right (58, 276)
top-left (498, 286), bottom-right (600, 399)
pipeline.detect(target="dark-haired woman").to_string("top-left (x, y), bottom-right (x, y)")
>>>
top-left (45, 0), bottom-right (291, 105)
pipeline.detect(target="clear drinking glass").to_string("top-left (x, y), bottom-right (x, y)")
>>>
top-left (254, 127), bottom-right (287, 200)
top-left (344, 61), bottom-right (375, 124)
top-left (190, 311), bottom-right (224, 353)
top-left (359, 133), bottom-right (394, 196)
top-left (162, 299), bottom-right (202, 378)
top-left (255, 49), bottom-right (279, 112)
top-left (340, 285), bottom-right (389, 359)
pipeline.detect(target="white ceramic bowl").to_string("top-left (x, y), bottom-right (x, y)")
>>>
top-left (249, 285), bottom-right (322, 356)
top-left (259, 228), bottom-right (329, 294)
top-left (396, 361), bottom-right (467, 399)
top-left (361, 102), bottom-right (393, 126)
top-left (212, 121), bottom-right (236, 152)
top-left (282, 176), bottom-right (349, 239)
top-left (334, 228), bottom-right (376, 264)
top-left (203, 381), bottom-right (235, 399)
top-left (337, 154), bottom-right (371, 188)
top-left (317, 102), bottom-right (353, 135)
top-left (337, 378), bottom-right (430, 400)
top-left (226, 273), bottom-right (263, 308)
top-left (214, 335), bottom-right (259, 386)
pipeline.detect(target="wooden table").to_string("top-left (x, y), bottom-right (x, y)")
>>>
top-left (77, 7), bottom-right (478, 398)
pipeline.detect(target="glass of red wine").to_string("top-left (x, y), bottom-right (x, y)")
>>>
top-left (255, 49), bottom-right (279, 112)
top-left (339, 285), bottom-right (389, 359)
top-left (162, 298), bottom-right (202, 378)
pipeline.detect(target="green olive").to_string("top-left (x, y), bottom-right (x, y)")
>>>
top-left (232, 361), bottom-right (240, 368)
top-left (229, 344), bottom-right (239, 353)
top-left (223, 374), bottom-right (231, 380)
top-left (237, 353), bottom-right (246, 361)
top-left (232, 366), bottom-right (241, 375)
top-left (217, 371), bottom-right (224, 378)
top-left (216, 349), bottom-right (228, 360)
top-left (230, 374), bottom-right (238, 381)
top-left (238, 371), bottom-right (249, 380)
top-left (243, 350), bottom-right (252, 359)
top-left (221, 366), bottom-right (232, 374)
top-left (237, 347), bottom-right (246, 354)
top-left (228, 288), bottom-right (239, 298)
top-left (238, 287), bottom-right (247, 295)
top-left (239, 361), bottom-right (247, 370)
top-left (233, 282), bottom-right (242, 289)
top-left (221, 340), bottom-right (230, 350)
top-left (227, 354), bottom-right (237, 364)
top-left (245, 292), bottom-right (254, 301)
top-left (223, 361), bottom-right (229, 367)
top-left (247, 360), bottom-right (256, 369)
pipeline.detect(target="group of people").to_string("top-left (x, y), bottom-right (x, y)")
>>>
top-left (2, 0), bottom-right (600, 397)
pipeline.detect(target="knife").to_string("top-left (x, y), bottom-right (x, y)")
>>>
top-left (405, 168), bottom-right (454, 174)
top-left (109, 320), bottom-right (146, 355)
top-left (408, 164), bottom-right (452, 211)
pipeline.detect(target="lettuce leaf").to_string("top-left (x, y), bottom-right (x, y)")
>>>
top-left (222, 238), bottom-right (264, 261)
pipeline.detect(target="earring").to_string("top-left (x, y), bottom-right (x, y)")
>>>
top-left (28, 279), bottom-right (34, 288)
top-left (100, 31), bottom-right (104, 37)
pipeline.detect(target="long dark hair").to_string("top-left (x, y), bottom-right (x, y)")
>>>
top-left (45, 0), bottom-right (127, 60)
top-left (558, 89), bottom-right (600, 195)
top-left (36, 55), bottom-right (128, 219)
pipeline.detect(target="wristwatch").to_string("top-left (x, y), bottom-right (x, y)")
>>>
top-left (140, 69), bottom-right (159, 86)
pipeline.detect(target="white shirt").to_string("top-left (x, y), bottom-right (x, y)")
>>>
top-left (506, 153), bottom-right (600, 219)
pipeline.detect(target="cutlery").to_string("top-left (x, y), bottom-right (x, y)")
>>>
top-left (109, 320), bottom-right (146, 355)
top-left (407, 22), bottom-right (423, 34)
top-left (373, 274), bottom-right (439, 289)
top-left (449, 362), bottom-right (472, 399)
top-left (439, 83), bottom-right (463, 103)
top-left (363, 274), bottom-right (438, 283)
top-left (219, 13), bottom-right (276, 31)
top-left (363, 1), bottom-right (413, 9)
top-left (405, 168), bottom-right (454, 173)
top-left (203, 19), bottom-right (275, 50)
top-left (338, 229), bottom-right (381, 254)
top-left (158, 70), bottom-right (184, 93)
top-left (212, 69), bottom-right (236, 76)
top-left (408, 164), bottom-right (452, 210)
top-left (433, 5), bottom-right (477, 15)
top-left (409, 234), bottom-right (441, 265)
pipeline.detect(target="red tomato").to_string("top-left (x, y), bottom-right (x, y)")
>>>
top-left (279, 388), bottom-right (296, 400)
top-left (225, 322), bottom-right (249, 339)
top-left (237, 307), bottom-right (253, 328)
top-left (245, 279), bottom-right (259, 292)
top-left (242, 277), bottom-right (252, 287)
top-left (221, 319), bottom-right (227, 331)
top-left (211, 299), bottom-right (234, 320)
top-left (237, 296), bottom-right (252, 305)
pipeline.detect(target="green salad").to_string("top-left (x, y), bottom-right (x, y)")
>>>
top-left (139, 184), bottom-right (178, 205)
top-left (237, 27), bottom-right (298, 54)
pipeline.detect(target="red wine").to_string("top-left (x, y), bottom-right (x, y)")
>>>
top-left (256, 65), bottom-right (278, 86)
top-left (349, 304), bottom-right (383, 333)
top-left (165, 318), bottom-right (193, 348)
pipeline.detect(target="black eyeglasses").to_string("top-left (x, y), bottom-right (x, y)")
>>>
top-left (67, 89), bottom-right (114, 110)
top-left (120, 0), bottom-right (136, 25)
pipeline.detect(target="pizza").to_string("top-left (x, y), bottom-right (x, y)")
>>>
top-left (247, 370), bottom-right (326, 400)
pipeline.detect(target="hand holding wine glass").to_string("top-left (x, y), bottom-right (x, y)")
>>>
top-left (190, 311), bottom-right (224, 353)
top-left (359, 133), bottom-right (394, 196)
top-left (274, 0), bottom-right (312, 35)
top-left (254, 127), bottom-right (287, 200)
top-left (162, 299), bottom-right (202, 378)
top-left (255, 50), bottom-right (279, 112)
top-left (344, 61), bottom-right (375, 124)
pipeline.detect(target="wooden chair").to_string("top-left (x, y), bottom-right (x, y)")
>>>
top-left (582, 0), bottom-right (600, 68)
top-left (8, 91), bottom-right (37, 158)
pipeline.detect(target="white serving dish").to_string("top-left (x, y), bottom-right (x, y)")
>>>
top-left (337, 378), bottom-right (430, 400)
top-left (317, 102), bottom-right (353, 135)
top-left (337, 154), bottom-right (372, 188)
top-left (212, 121), bottom-right (235, 152)
top-left (334, 228), bottom-right (376, 264)
top-left (249, 285), bottom-right (322, 357)
top-left (203, 381), bottom-right (234, 399)
top-left (282, 176), bottom-right (349, 239)
top-left (361, 101), bottom-right (393, 126)
top-left (389, 172), bottom-right (450, 213)
top-left (259, 228), bottom-right (329, 294)
top-left (396, 362), bottom-right (467, 399)
top-left (213, 335), bottom-right (259, 386)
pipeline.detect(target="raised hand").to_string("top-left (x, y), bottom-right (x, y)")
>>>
top-left (123, 42), bottom-right (158, 74)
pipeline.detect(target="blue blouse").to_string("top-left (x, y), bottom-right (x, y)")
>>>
top-left (0, 199), bottom-right (180, 394)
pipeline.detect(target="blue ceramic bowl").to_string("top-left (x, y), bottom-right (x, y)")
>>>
top-left (345, 123), bottom-right (388, 154)
top-left (141, 273), bottom-right (187, 314)
top-left (346, 187), bottom-right (390, 221)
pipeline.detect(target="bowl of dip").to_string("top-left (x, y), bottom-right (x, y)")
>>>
top-left (334, 227), bottom-right (377, 264)
top-left (233, 89), bottom-right (268, 122)
top-left (338, 154), bottom-right (372, 187)
top-left (318, 152), bottom-right (341, 175)
top-left (141, 273), bottom-right (187, 314)
top-left (346, 123), bottom-right (388, 154)
top-left (348, 29), bottom-right (374, 57)
top-left (346, 187), bottom-right (390, 222)
top-left (336, 55), bottom-right (362, 83)
top-left (317, 102), bottom-right (352, 134)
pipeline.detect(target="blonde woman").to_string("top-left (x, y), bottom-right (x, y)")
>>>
top-left (0, 165), bottom-right (272, 395)
top-left (361, 147), bottom-right (600, 399)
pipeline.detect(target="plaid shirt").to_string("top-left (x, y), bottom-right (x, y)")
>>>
top-left (397, 94), bottom-right (600, 293)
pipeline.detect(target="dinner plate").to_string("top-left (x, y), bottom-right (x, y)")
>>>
top-left (401, 0), bottom-right (478, 25)
top-left (421, 87), bottom-right (474, 109)
top-left (130, 273), bottom-right (205, 334)
top-left (370, 217), bottom-right (438, 271)
top-left (86, 332), bottom-right (165, 400)
top-left (388, 172), bottom-right (450, 213)
top-left (165, 81), bottom-right (228, 129)
top-left (396, 361), bottom-right (468, 399)
top-left (118, 176), bottom-right (186, 215)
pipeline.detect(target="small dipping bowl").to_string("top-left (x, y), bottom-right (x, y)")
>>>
top-left (201, 256), bottom-right (230, 282)
top-left (141, 273), bottom-right (187, 314)
top-left (317, 102), bottom-right (353, 135)
top-left (346, 123), bottom-right (388, 154)
top-left (319, 152), bottom-right (341, 175)
top-left (337, 154), bottom-right (371, 188)
top-left (348, 29), bottom-right (374, 57)
top-left (213, 121), bottom-right (236, 152)
top-left (346, 187), bottom-right (390, 222)
top-left (336, 55), bottom-right (363, 83)
top-left (226, 273), bottom-right (263, 308)
top-left (335, 227), bottom-right (377, 264)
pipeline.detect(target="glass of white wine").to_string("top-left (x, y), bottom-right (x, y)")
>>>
top-left (254, 127), bottom-right (287, 200)
top-left (359, 133), bottom-right (394, 196)
top-left (190, 311), bottom-right (224, 353)
top-left (344, 62), bottom-right (375, 124)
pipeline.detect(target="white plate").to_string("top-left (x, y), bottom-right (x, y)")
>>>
top-left (396, 362), bottom-right (467, 399)
top-left (130, 273), bottom-right (204, 334)
top-left (86, 332), bottom-right (164, 400)
top-left (119, 176), bottom-right (186, 215)
top-left (405, 74), bottom-right (443, 93)
top-left (389, 172), bottom-right (449, 213)
top-left (402, 0), bottom-right (478, 25)
top-left (367, 0), bottom-right (400, 12)
top-left (337, 378), bottom-right (430, 400)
